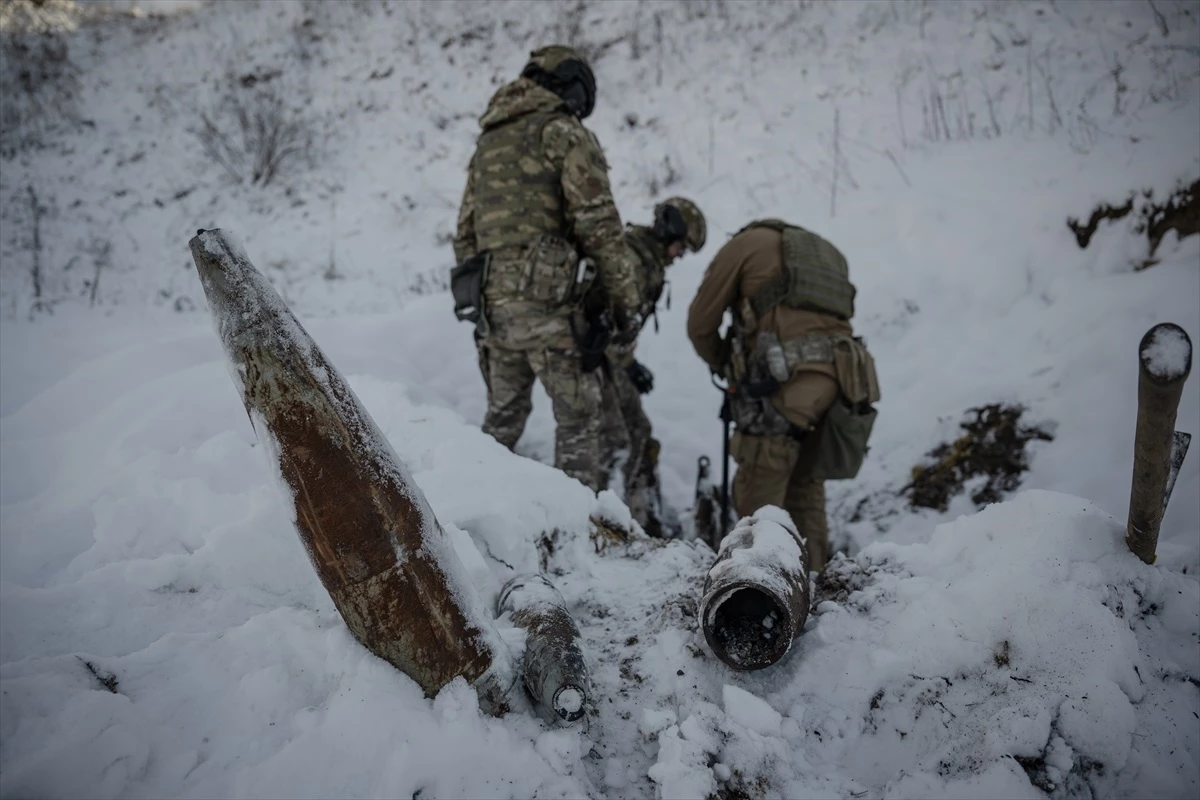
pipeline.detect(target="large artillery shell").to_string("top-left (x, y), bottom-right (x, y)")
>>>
top-left (700, 511), bottom-right (810, 671)
top-left (189, 229), bottom-right (511, 713)
top-left (1127, 322), bottom-right (1193, 565)
top-left (497, 574), bottom-right (590, 723)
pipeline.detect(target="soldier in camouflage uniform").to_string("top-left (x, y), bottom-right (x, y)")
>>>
top-left (596, 198), bottom-right (707, 537)
top-left (453, 46), bottom-right (642, 491)
top-left (687, 220), bottom-right (877, 571)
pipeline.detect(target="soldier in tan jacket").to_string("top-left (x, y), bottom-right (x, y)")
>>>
top-left (687, 220), bottom-right (873, 571)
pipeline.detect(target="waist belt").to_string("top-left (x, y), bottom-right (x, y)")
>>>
top-left (781, 334), bottom-right (835, 365)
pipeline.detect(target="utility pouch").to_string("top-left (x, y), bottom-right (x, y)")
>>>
top-left (808, 399), bottom-right (877, 481)
top-left (811, 337), bottom-right (879, 480)
top-left (451, 251), bottom-right (491, 324)
top-left (522, 234), bottom-right (580, 306)
top-left (831, 336), bottom-right (881, 405)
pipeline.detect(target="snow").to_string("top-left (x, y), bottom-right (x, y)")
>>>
top-left (1142, 323), bottom-right (1193, 382)
top-left (710, 508), bottom-right (807, 583)
top-left (2, 0), bottom-right (1199, 798)
top-left (703, 509), bottom-right (809, 668)
top-left (723, 684), bottom-right (783, 737)
top-left (555, 686), bottom-right (583, 716)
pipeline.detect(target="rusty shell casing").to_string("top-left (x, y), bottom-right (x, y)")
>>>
top-left (189, 229), bottom-right (512, 714)
top-left (701, 512), bottom-right (810, 671)
top-left (497, 574), bottom-right (591, 724)
top-left (1127, 322), bottom-right (1194, 565)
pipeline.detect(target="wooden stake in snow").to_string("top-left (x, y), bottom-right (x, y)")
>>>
top-left (188, 229), bottom-right (512, 714)
top-left (1127, 322), bottom-right (1193, 565)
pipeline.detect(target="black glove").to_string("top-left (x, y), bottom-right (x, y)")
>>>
top-left (574, 310), bottom-right (613, 373)
top-left (581, 348), bottom-right (607, 374)
top-left (626, 360), bottom-right (654, 394)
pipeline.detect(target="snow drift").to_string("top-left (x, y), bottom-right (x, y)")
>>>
top-left (1, 0), bottom-right (1198, 798)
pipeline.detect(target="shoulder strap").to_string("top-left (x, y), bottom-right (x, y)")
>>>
top-left (735, 218), bottom-right (791, 237)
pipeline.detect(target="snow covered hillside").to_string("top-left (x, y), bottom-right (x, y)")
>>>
top-left (1, 1), bottom-right (1198, 798)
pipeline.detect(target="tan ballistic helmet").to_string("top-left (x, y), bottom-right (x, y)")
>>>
top-left (657, 197), bottom-right (707, 252)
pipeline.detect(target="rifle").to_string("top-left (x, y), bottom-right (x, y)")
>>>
top-left (570, 308), bottom-right (613, 374)
top-left (694, 455), bottom-right (718, 550)
top-left (695, 329), bottom-right (744, 550)
top-left (693, 378), bottom-right (735, 551)
top-left (719, 387), bottom-right (732, 538)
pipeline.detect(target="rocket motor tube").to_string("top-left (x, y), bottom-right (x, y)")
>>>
top-left (701, 514), bottom-right (810, 671)
top-left (497, 574), bottom-right (591, 723)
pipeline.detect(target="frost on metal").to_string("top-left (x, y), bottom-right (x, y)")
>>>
top-left (701, 507), bottom-right (810, 671)
top-left (189, 229), bottom-right (512, 714)
top-left (496, 574), bottom-right (591, 724)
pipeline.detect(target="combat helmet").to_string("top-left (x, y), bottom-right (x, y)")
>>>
top-left (653, 197), bottom-right (707, 252)
top-left (522, 45), bottom-right (596, 119)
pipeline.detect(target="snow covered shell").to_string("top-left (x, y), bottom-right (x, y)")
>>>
top-left (701, 507), bottom-right (811, 670)
top-left (496, 573), bottom-right (591, 723)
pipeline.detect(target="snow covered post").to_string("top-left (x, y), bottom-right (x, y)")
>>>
top-left (496, 574), bottom-right (591, 724)
top-left (700, 508), bottom-right (810, 671)
top-left (1127, 322), bottom-right (1193, 565)
top-left (188, 229), bottom-right (513, 714)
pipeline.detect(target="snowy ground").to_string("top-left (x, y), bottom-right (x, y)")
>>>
top-left (2, 1), bottom-right (1199, 798)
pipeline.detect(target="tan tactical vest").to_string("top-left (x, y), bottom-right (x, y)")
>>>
top-left (739, 219), bottom-right (856, 321)
top-left (471, 111), bottom-right (568, 255)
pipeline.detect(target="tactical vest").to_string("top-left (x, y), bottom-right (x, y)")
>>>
top-left (739, 219), bottom-right (856, 322)
top-left (471, 111), bottom-right (568, 255)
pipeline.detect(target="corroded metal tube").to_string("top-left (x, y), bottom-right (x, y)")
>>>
top-left (1127, 322), bottom-right (1193, 565)
top-left (497, 574), bottom-right (591, 724)
top-left (701, 510), bottom-right (810, 671)
top-left (189, 229), bottom-right (512, 713)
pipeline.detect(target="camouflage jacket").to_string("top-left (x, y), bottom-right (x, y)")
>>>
top-left (453, 78), bottom-right (641, 337)
top-left (590, 225), bottom-right (670, 367)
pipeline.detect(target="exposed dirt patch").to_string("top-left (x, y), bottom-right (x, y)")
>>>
top-left (79, 657), bottom-right (120, 694)
top-left (1067, 177), bottom-right (1200, 269)
top-left (903, 403), bottom-right (1054, 512)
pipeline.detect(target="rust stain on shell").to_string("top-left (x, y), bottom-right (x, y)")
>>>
top-left (190, 230), bottom-right (508, 712)
top-left (700, 522), bottom-right (810, 671)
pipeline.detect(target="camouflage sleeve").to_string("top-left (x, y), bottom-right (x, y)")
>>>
top-left (543, 119), bottom-right (641, 323)
top-left (452, 157), bottom-right (477, 266)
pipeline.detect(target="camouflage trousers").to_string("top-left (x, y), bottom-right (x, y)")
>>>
top-left (729, 430), bottom-right (830, 572)
top-left (598, 363), bottom-right (668, 537)
top-left (478, 339), bottom-right (604, 491)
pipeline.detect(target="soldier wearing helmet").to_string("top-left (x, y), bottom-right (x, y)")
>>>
top-left (686, 219), bottom-right (880, 570)
top-left (453, 45), bottom-right (642, 491)
top-left (594, 197), bottom-right (707, 537)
